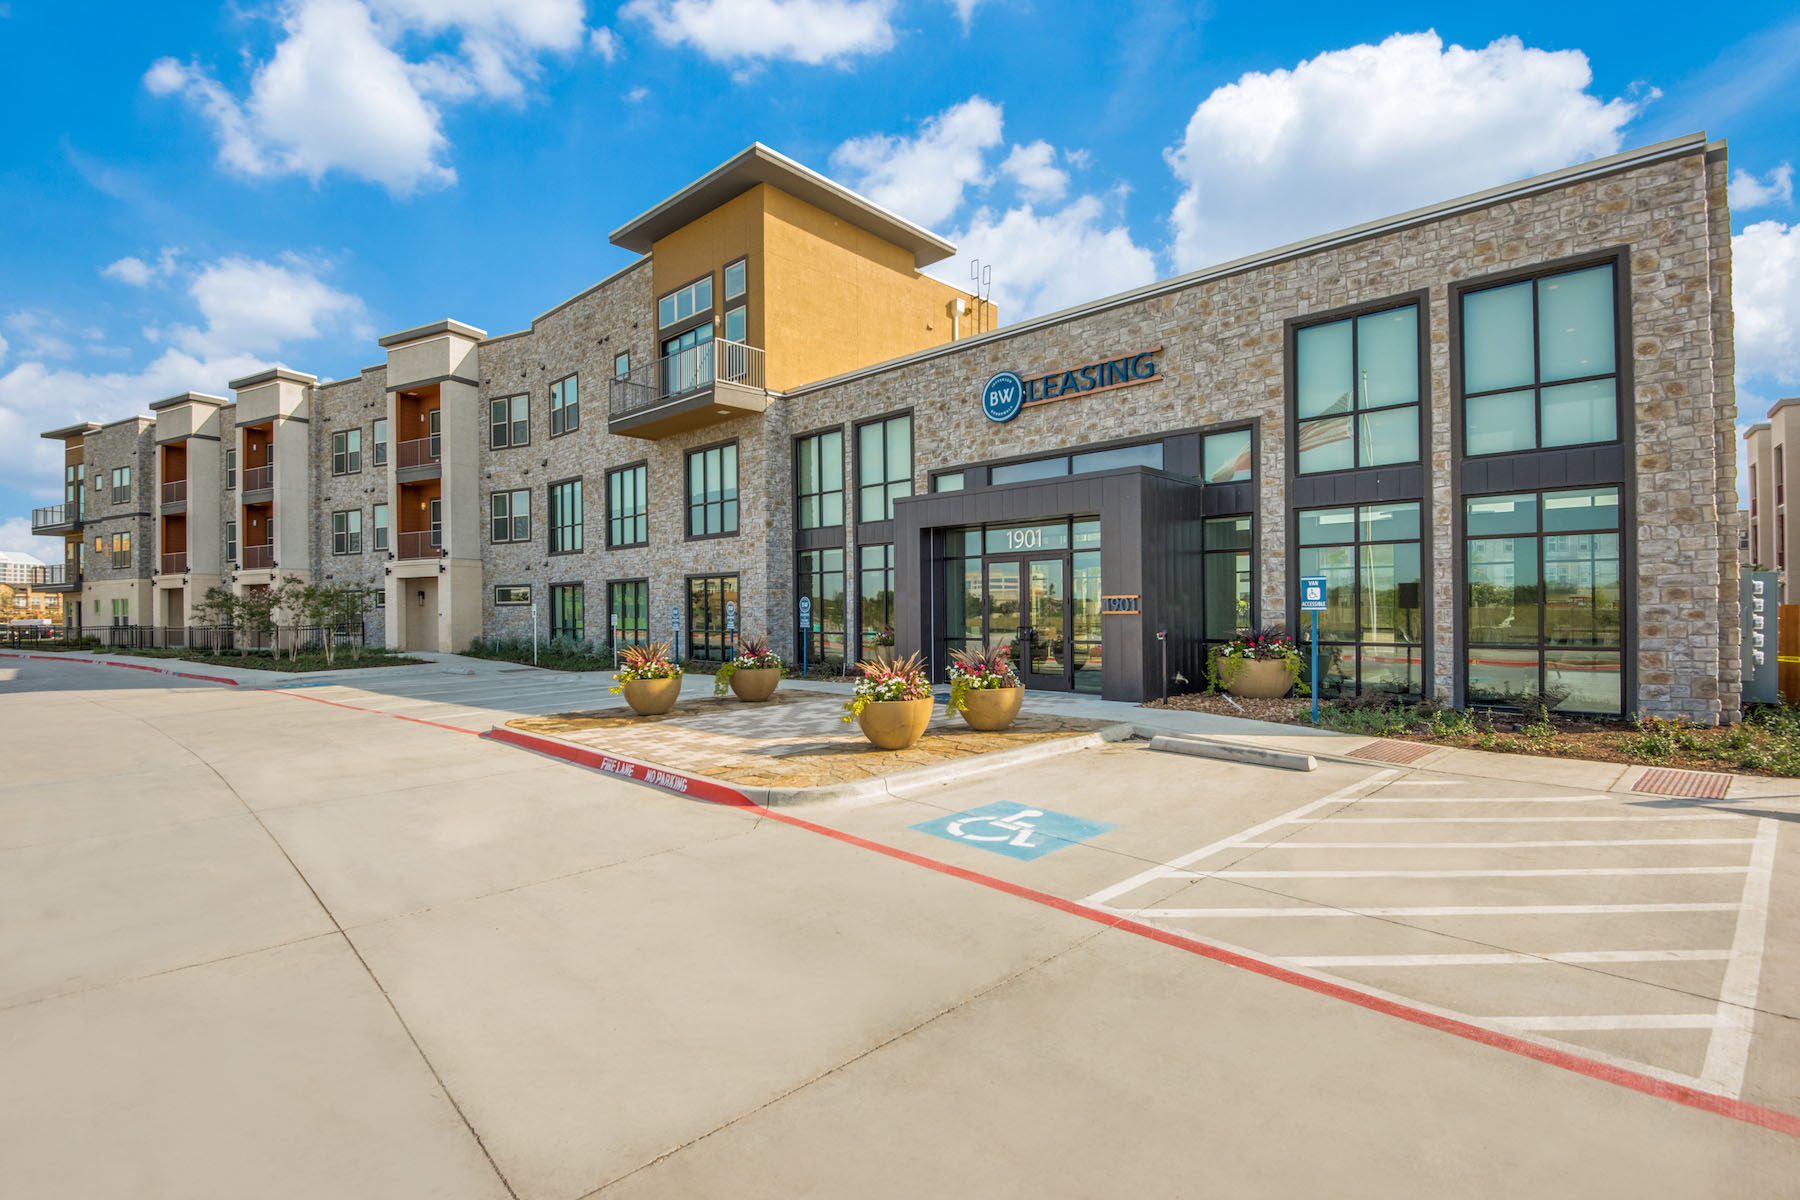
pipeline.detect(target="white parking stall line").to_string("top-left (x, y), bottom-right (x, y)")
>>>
top-left (1698, 818), bottom-right (1781, 1098)
top-left (1289, 950), bottom-right (1733, 967)
top-left (1311, 814), bottom-right (1740, 824)
top-left (1122, 903), bottom-right (1744, 919)
top-left (1230, 839), bottom-right (1757, 849)
top-left (1494, 1014), bottom-right (1723, 1031)
top-left (1350, 795), bottom-right (1614, 804)
top-left (1198, 866), bottom-right (1749, 880)
top-left (1077, 768), bottom-right (1400, 908)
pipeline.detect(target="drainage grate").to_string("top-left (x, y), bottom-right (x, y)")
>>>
top-left (1347, 740), bottom-right (1437, 765)
top-left (1631, 768), bottom-right (1731, 800)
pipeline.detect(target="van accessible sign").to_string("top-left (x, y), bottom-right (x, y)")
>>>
top-left (981, 347), bottom-right (1161, 424)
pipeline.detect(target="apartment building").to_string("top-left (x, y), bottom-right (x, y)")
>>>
top-left (1741, 399), bottom-right (1800, 586)
top-left (36, 134), bottom-right (1740, 721)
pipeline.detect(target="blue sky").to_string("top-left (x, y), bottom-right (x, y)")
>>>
top-left (2, 1), bottom-right (1797, 561)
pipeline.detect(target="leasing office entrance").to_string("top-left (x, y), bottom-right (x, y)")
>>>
top-left (942, 518), bottom-right (1103, 693)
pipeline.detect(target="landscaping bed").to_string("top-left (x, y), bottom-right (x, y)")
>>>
top-left (96, 647), bottom-right (426, 673)
top-left (1142, 692), bottom-right (1800, 778)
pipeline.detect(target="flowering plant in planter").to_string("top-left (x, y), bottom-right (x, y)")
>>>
top-left (713, 634), bottom-right (783, 695)
top-left (841, 651), bottom-right (933, 722)
top-left (946, 643), bottom-right (1021, 713)
top-left (609, 640), bottom-right (682, 692)
top-left (873, 625), bottom-right (896, 647)
top-left (1207, 626), bottom-right (1307, 695)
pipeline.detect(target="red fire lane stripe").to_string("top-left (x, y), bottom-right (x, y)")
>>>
top-left (0, 651), bottom-right (241, 686)
top-left (482, 724), bottom-right (1799, 1141)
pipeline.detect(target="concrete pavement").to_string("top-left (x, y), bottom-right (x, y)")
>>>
top-left (1, 655), bottom-right (1795, 1198)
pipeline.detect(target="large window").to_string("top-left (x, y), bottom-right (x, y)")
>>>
top-left (658, 275), bottom-right (713, 328)
top-left (1462, 262), bottom-right (1618, 455)
top-left (686, 574), bottom-right (739, 662)
top-left (1466, 487), bottom-right (1621, 713)
top-left (373, 503), bottom-right (389, 552)
top-left (550, 583), bottom-right (584, 641)
top-left (225, 520), bottom-right (237, 563)
top-left (372, 418), bottom-right (388, 466)
top-left (661, 325), bottom-right (713, 395)
top-left (1295, 303), bottom-right (1420, 474)
top-left (225, 447), bottom-right (236, 489)
top-left (112, 467), bottom-right (131, 503)
top-left (797, 549), bottom-right (846, 669)
top-left (607, 463), bottom-right (648, 548)
top-left (608, 579), bottom-right (648, 648)
top-left (550, 375), bottom-right (578, 436)
top-left (1297, 502), bottom-right (1424, 698)
top-left (723, 258), bottom-right (747, 344)
top-left (332, 509), bottom-right (363, 555)
top-left (332, 429), bottom-right (362, 475)
top-left (857, 414), bottom-right (912, 522)
top-left (859, 543), bottom-right (894, 654)
top-left (1202, 430), bottom-right (1253, 484)
top-left (549, 479), bottom-right (583, 553)
top-left (795, 430), bottom-right (844, 530)
top-left (491, 488), bottom-right (529, 543)
top-left (686, 442), bottom-right (738, 537)
top-left (988, 441), bottom-right (1161, 486)
top-left (1203, 516), bottom-right (1253, 644)
top-left (490, 395), bottom-right (528, 448)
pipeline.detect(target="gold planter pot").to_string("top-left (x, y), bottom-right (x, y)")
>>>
top-left (621, 675), bottom-right (683, 716)
top-left (956, 684), bottom-right (1024, 731)
top-left (729, 666), bottom-right (781, 702)
top-left (1223, 657), bottom-right (1294, 700)
top-left (855, 697), bottom-right (935, 750)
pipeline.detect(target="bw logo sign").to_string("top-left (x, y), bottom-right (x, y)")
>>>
top-left (982, 371), bottom-right (1025, 424)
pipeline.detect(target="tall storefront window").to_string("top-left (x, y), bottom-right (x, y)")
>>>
top-left (687, 442), bottom-right (738, 536)
top-left (550, 583), bottom-right (584, 642)
top-left (1466, 486), bottom-right (1621, 713)
top-left (859, 543), bottom-right (894, 653)
top-left (857, 415), bottom-right (912, 522)
top-left (1295, 303), bottom-right (1420, 473)
top-left (1297, 502), bottom-right (1424, 698)
top-left (795, 430), bottom-right (844, 530)
top-left (607, 464), bottom-right (647, 548)
top-left (797, 549), bottom-right (847, 669)
top-left (1462, 262), bottom-right (1618, 455)
top-left (1203, 516), bottom-right (1253, 644)
top-left (549, 479), bottom-right (583, 553)
top-left (608, 579), bottom-right (647, 648)
top-left (686, 574), bottom-right (739, 662)
top-left (939, 518), bottom-right (1101, 693)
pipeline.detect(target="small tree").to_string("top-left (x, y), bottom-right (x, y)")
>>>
top-left (189, 586), bottom-right (237, 653)
top-left (236, 587), bottom-right (279, 655)
top-left (270, 575), bottom-right (311, 661)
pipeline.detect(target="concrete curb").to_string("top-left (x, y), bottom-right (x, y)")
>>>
top-left (1145, 733), bottom-right (1318, 772)
top-left (481, 721), bottom-right (1136, 808)
top-left (0, 650), bottom-right (241, 687)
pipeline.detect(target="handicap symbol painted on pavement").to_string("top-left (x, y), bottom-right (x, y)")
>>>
top-left (910, 801), bottom-right (1116, 861)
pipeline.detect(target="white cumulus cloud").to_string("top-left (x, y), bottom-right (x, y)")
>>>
top-left (1166, 31), bottom-right (1643, 270)
top-left (146, 0), bottom-right (595, 195)
top-left (949, 0), bottom-right (981, 32)
top-left (0, 516), bottom-right (64, 567)
top-left (1731, 164), bottom-right (1794, 211)
top-left (940, 194), bottom-right (1158, 323)
top-left (1001, 140), bottom-right (1068, 204)
top-left (102, 257), bottom-right (155, 287)
top-left (831, 96), bottom-right (1003, 227)
top-left (1735, 220), bottom-right (1800, 386)
top-left (622, 0), bottom-right (896, 67)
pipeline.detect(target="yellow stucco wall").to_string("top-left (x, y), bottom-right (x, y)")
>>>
top-left (647, 184), bottom-right (994, 395)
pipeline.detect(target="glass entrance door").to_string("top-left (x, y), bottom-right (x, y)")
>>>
top-left (984, 556), bottom-right (1072, 690)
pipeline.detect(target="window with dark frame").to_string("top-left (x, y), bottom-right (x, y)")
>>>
top-left (1297, 502), bottom-right (1424, 699)
top-left (614, 352), bottom-right (630, 379)
top-left (685, 574), bottom-right (738, 662)
top-left (856, 414), bottom-right (912, 522)
top-left (796, 549), bottom-right (845, 668)
top-left (1294, 303), bottom-right (1421, 474)
top-left (332, 429), bottom-right (362, 475)
top-left (550, 583), bottom-right (584, 641)
top-left (112, 466), bottom-right (130, 503)
top-left (658, 275), bottom-right (713, 328)
top-left (550, 376), bottom-right (579, 436)
top-left (332, 509), bottom-right (363, 555)
top-left (932, 472), bottom-right (965, 493)
top-left (491, 488), bottom-right (530, 543)
top-left (686, 443), bottom-right (738, 537)
top-left (549, 478), bottom-right (583, 553)
top-left (607, 463), bottom-right (647, 548)
top-left (1461, 262), bottom-right (1619, 456)
top-left (1201, 430), bottom-right (1254, 484)
top-left (225, 520), bottom-right (237, 563)
top-left (373, 503), bottom-right (389, 552)
top-left (858, 543), bottom-right (894, 654)
top-left (1465, 487), bottom-right (1622, 714)
top-left (1202, 516), bottom-right (1253, 645)
top-left (608, 579), bottom-right (648, 648)
top-left (373, 418), bottom-right (389, 466)
top-left (490, 395), bottom-right (529, 448)
top-left (795, 430), bottom-right (844, 530)
top-left (225, 447), bottom-right (237, 489)
top-left (495, 585), bottom-right (531, 606)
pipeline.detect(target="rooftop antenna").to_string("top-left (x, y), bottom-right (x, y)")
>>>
top-left (969, 260), bottom-right (994, 334)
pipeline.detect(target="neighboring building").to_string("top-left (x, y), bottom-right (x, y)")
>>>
top-left (1743, 401), bottom-right (1800, 595)
top-left (35, 135), bottom-right (1740, 721)
top-left (0, 551), bottom-right (44, 586)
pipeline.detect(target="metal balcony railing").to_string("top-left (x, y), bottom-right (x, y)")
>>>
top-left (32, 564), bottom-right (67, 587)
top-left (161, 552), bottom-right (188, 575)
top-left (31, 503), bottom-right (75, 531)
top-left (609, 338), bottom-right (764, 419)
top-left (161, 480), bottom-right (187, 504)
top-left (397, 435), bottom-right (441, 469)
top-left (243, 464), bottom-right (273, 492)
top-left (241, 543), bottom-right (274, 570)
top-left (396, 530), bottom-right (442, 560)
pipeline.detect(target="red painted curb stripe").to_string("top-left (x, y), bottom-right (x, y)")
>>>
top-left (269, 687), bottom-right (479, 734)
top-left (480, 720), bottom-right (1800, 1140)
top-left (0, 651), bottom-right (240, 686)
top-left (481, 728), bottom-right (751, 807)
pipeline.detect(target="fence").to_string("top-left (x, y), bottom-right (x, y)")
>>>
top-left (96, 623), bottom-right (367, 654)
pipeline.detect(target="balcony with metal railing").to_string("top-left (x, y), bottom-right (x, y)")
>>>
top-left (396, 529), bottom-right (443, 560)
top-left (396, 434), bottom-right (442, 480)
top-left (31, 502), bottom-right (79, 534)
top-left (607, 338), bottom-right (769, 439)
top-left (241, 543), bottom-right (274, 570)
top-left (32, 563), bottom-right (78, 591)
top-left (242, 464), bottom-right (273, 496)
top-left (160, 552), bottom-right (189, 576)
top-left (161, 479), bottom-right (187, 507)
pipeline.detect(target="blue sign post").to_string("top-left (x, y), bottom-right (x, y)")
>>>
top-left (798, 594), bottom-right (812, 676)
top-left (1300, 576), bottom-right (1327, 725)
